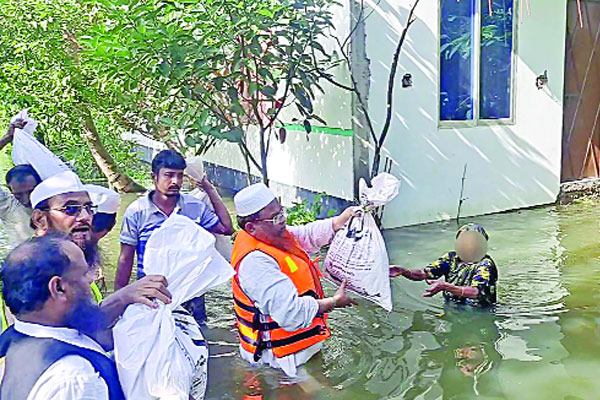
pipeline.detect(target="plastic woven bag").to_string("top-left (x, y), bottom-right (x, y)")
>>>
top-left (323, 172), bottom-right (400, 311)
top-left (113, 215), bottom-right (234, 400)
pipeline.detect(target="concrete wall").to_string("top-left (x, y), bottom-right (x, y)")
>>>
top-left (365, 0), bottom-right (567, 228)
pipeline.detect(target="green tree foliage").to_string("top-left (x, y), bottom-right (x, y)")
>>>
top-left (82, 0), bottom-right (340, 184)
top-left (286, 193), bottom-right (336, 226)
top-left (0, 0), bottom-right (146, 186)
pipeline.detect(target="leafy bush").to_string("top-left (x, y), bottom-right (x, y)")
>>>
top-left (286, 193), bottom-right (336, 226)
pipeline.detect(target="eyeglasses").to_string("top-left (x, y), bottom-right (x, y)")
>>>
top-left (256, 210), bottom-right (287, 225)
top-left (49, 204), bottom-right (98, 217)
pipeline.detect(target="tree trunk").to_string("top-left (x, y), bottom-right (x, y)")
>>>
top-left (350, 0), bottom-right (372, 195)
top-left (259, 127), bottom-right (269, 186)
top-left (238, 143), bottom-right (253, 185)
top-left (81, 108), bottom-right (146, 193)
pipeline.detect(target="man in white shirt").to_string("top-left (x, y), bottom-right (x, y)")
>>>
top-left (0, 235), bottom-right (124, 400)
top-left (231, 183), bottom-right (357, 378)
top-left (28, 171), bottom-right (172, 340)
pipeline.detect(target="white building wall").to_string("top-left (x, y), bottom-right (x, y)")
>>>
top-left (201, 126), bottom-right (355, 203)
top-left (365, 0), bottom-right (567, 228)
top-left (201, 0), bottom-right (355, 204)
top-left (126, 1), bottom-right (568, 225)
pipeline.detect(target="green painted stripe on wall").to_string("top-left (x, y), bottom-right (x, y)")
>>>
top-left (284, 124), bottom-right (354, 137)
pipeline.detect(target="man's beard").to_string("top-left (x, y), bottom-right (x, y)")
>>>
top-left (63, 295), bottom-right (107, 337)
top-left (81, 240), bottom-right (100, 267)
top-left (264, 230), bottom-right (299, 253)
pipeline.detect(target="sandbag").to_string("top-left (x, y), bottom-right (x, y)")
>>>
top-left (323, 172), bottom-right (400, 311)
top-left (113, 214), bottom-right (234, 400)
top-left (11, 110), bottom-right (70, 180)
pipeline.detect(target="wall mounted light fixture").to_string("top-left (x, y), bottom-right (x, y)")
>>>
top-left (402, 73), bottom-right (412, 88)
top-left (536, 70), bottom-right (548, 90)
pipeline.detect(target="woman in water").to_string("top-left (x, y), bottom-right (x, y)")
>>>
top-left (390, 223), bottom-right (497, 308)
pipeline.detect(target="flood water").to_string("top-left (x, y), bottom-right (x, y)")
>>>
top-left (5, 193), bottom-right (600, 399)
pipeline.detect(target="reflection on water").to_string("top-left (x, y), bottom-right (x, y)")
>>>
top-left (4, 194), bottom-right (600, 399)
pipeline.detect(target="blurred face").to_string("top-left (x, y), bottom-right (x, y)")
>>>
top-left (46, 192), bottom-right (95, 248)
top-left (9, 175), bottom-right (38, 208)
top-left (247, 200), bottom-right (287, 242)
top-left (455, 230), bottom-right (488, 263)
top-left (153, 167), bottom-right (183, 197)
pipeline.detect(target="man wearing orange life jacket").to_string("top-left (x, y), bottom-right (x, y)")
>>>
top-left (232, 183), bottom-right (357, 378)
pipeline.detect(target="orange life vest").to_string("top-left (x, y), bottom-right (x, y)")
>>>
top-left (231, 230), bottom-right (331, 361)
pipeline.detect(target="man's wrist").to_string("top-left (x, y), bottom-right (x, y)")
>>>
top-left (200, 180), bottom-right (215, 192)
top-left (332, 296), bottom-right (339, 309)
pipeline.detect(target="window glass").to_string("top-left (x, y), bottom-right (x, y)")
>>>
top-left (440, 0), bottom-right (475, 121)
top-left (480, 0), bottom-right (514, 119)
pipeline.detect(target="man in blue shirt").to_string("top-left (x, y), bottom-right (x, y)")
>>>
top-left (115, 150), bottom-right (234, 323)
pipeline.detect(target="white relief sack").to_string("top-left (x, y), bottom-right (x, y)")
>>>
top-left (185, 156), bottom-right (205, 181)
top-left (113, 215), bottom-right (235, 400)
top-left (323, 172), bottom-right (400, 311)
top-left (11, 110), bottom-right (71, 180)
top-left (188, 188), bottom-right (233, 261)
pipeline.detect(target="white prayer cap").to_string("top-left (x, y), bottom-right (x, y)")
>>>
top-left (30, 171), bottom-right (87, 209)
top-left (84, 184), bottom-right (121, 214)
top-left (234, 183), bottom-right (276, 217)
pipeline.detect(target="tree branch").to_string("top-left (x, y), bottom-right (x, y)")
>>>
top-left (378, 0), bottom-right (420, 148)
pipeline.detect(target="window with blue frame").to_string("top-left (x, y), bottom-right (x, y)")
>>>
top-left (440, 0), bottom-right (514, 123)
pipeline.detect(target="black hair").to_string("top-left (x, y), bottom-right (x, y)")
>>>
top-left (6, 164), bottom-right (42, 186)
top-left (30, 199), bottom-right (50, 230)
top-left (1, 234), bottom-right (72, 315)
top-left (151, 149), bottom-right (186, 174)
top-left (92, 212), bottom-right (117, 233)
top-left (237, 210), bottom-right (261, 232)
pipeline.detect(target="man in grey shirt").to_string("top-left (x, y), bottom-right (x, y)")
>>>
top-left (116, 149), bottom-right (234, 323)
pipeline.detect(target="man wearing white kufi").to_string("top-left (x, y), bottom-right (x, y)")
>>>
top-left (30, 171), bottom-right (94, 250)
top-left (84, 184), bottom-right (121, 295)
top-left (230, 183), bottom-right (357, 378)
top-left (84, 184), bottom-right (121, 244)
top-left (27, 171), bottom-right (173, 338)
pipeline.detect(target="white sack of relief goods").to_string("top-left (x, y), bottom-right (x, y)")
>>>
top-left (11, 110), bottom-right (71, 180)
top-left (324, 172), bottom-right (400, 311)
top-left (186, 156), bottom-right (233, 261)
top-left (113, 214), bottom-right (234, 400)
top-left (185, 156), bottom-right (205, 181)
